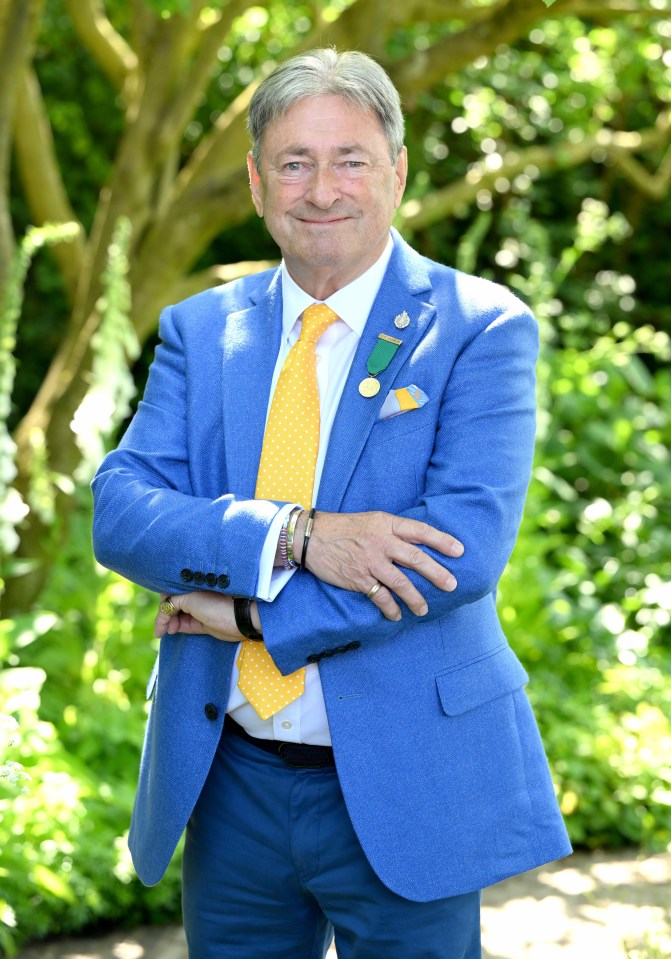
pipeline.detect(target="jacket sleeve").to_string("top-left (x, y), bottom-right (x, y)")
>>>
top-left (259, 302), bottom-right (539, 674)
top-left (91, 303), bottom-right (281, 598)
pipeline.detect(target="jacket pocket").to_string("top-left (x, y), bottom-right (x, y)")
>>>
top-left (435, 644), bottom-right (528, 717)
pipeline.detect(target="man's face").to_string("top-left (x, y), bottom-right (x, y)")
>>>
top-left (247, 95), bottom-right (407, 295)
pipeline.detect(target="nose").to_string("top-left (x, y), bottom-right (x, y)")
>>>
top-left (304, 164), bottom-right (341, 208)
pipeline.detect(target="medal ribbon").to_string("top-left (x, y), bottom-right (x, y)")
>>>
top-left (366, 333), bottom-right (402, 377)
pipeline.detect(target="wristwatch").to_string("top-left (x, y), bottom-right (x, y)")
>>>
top-left (233, 598), bottom-right (263, 640)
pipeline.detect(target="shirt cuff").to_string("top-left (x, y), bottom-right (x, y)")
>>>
top-left (256, 503), bottom-right (299, 601)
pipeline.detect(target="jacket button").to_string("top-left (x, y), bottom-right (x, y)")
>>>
top-left (306, 654), bottom-right (320, 664)
top-left (217, 574), bottom-right (230, 589)
top-left (193, 571), bottom-right (205, 584)
top-left (204, 703), bottom-right (219, 721)
top-left (347, 641), bottom-right (361, 651)
top-left (335, 645), bottom-right (349, 654)
top-left (205, 573), bottom-right (217, 587)
top-left (180, 568), bottom-right (193, 583)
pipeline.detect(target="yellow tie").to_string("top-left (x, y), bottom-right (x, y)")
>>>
top-left (237, 303), bottom-right (339, 719)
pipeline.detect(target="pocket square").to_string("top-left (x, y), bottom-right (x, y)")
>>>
top-left (378, 384), bottom-right (429, 420)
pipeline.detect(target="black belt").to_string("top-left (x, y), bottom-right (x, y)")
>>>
top-left (224, 714), bottom-right (336, 769)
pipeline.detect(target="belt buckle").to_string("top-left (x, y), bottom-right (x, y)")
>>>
top-left (278, 742), bottom-right (323, 769)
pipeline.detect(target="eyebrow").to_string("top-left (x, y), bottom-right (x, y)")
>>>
top-left (279, 144), bottom-right (370, 158)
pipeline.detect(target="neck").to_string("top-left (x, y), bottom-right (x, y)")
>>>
top-left (283, 241), bottom-right (390, 300)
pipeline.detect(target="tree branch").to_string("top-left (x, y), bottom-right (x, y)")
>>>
top-left (157, 0), bottom-right (250, 157)
top-left (127, 0), bottom-right (156, 63)
top-left (388, 0), bottom-right (567, 99)
top-left (13, 65), bottom-right (86, 305)
top-left (0, 0), bottom-right (43, 294)
top-left (398, 119), bottom-right (671, 232)
top-left (612, 143), bottom-right (671, 200)
top-left (171, 81), bottom-right (257, 206)
top-left (130, 168), bottom-right (254, 342)
top-left (167, 259), bottom-right (278, 306)
top-left (64, 0), bottom-right (138, 95)
top-left (563, 0), bottom-right (663, 17)
top-left (318, 0), bottom-right (506, 56)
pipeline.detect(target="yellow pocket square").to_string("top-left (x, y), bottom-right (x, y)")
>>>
top-left (378, 385), bottom-right (429, 420)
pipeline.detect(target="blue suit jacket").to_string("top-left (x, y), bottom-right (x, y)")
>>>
top-left (92, 231), bottom-right (571, 900)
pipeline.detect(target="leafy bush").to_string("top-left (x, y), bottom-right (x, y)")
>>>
top-left (500, 227), bottom-right (671, 849)
top-left (1, 501), bottom-right (183, 958)
top-left (0, 222), bottom-right (181, 956)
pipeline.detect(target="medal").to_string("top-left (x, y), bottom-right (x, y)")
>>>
top-left (359, 377), bottom-right (381, 397)
top-left (394, 311), bottom-right (410, 330)
top-left (358, 332), bottom-right (403, 398)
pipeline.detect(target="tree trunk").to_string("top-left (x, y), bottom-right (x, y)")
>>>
top-left (0, 0), bottom-right (43, 298)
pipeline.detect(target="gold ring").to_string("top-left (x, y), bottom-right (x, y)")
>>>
top-left (160, 598), bottom-right (178, 616)
top-left (366, 582), bottom-right (382, 600)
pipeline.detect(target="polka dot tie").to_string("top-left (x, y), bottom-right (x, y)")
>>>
top-left (237, 303), bottom-right (339, 720)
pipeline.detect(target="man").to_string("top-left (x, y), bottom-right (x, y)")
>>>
top-left (92, 48), bottom-right (571, 959)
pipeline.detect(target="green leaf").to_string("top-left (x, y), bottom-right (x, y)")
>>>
top-left (31, 865), bottom-right (76, 904)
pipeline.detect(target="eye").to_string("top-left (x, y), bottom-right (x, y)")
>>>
top-left (282, 161), bottom-right (306, 174)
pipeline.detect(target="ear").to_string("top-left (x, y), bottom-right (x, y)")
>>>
top-left (393, 146), bottom-right (408, 209)
top-left (247, 152), bottom-right (264, 217)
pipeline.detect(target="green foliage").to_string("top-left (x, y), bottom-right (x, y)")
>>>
top-left (71, 216), bottom-right (139, 482)
top-left (3, 0), bottom-right (671, 952)
top-left (0, 219), bottom-right (170, 954)
top-left (0, 222), bottom-right (79, 563)
top-left (625, 921), bottom-right (671, 959)
top-left (496, 209), bottom-right (671, 851)
top-left (0, 509), bottom-right (182, 956)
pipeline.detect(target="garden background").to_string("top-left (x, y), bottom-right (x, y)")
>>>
top-left (1, 0), bottom-right (670, 954)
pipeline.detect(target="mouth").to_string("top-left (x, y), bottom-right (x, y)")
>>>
top-left (294, 214), bottom-right (352, 226)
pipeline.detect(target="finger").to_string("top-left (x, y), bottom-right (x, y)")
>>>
top-left (369, 562), bottom-right (430, 616)
top-left (155, 594), bottom-right (185, 636)
top-left (365, 583), bottom-right (403, 621)
top-left (385, 542), bottom-right (457, 593)
top-left (154, 611), bottom-right (176, 637)
top-left (391, 517), bottom-right (464, 557)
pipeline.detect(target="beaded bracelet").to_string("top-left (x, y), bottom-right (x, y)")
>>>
top-left (278, 523), bottom-right (290, 569)
top-left (286, 507), bottom-right (303, 568)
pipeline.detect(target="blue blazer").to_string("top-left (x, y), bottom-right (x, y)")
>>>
top-left (92, 231), bottom-right (571, 901)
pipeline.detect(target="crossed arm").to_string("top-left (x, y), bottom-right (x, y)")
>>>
top-left (154, 510), bottom-right (464, 639)
top-left (93, 290), bottom-right (537, 655)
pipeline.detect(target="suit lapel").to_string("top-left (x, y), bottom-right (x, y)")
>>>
top-left (317, 239), bottom-right (436, 512)
top-left (221, 270), bottom-right (282, 497)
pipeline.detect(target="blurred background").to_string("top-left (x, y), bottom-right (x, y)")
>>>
top-left (1, 0), bottom-right (670, 954)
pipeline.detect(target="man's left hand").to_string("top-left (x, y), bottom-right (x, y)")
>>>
top-left (154, 592), bottom-right (243, 641)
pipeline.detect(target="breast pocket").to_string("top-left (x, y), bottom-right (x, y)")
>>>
top-left (435, 644), bottom-right (528, 716)
top-left (369, 402), bottom-right (434, 443)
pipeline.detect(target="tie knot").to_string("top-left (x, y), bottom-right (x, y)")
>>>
top-left (300, 303), bottom-right (339, 344)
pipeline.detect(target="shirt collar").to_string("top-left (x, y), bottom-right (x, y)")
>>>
top-left (280, 235), bottom-right (394, 340)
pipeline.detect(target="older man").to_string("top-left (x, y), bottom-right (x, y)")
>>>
top-left (92, 48), bottom-right (570, 959)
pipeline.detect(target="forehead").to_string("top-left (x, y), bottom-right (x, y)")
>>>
top-left (261, 94), bottom-right (387, 155)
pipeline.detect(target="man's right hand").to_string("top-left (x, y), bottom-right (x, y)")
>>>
top-left (296, 511), bottom-right (463, 622)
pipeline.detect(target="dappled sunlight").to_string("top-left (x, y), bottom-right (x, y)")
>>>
top-left (482, 852), bottom-right (671, 958)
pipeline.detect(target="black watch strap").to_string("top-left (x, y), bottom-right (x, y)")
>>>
top-left (234, 598), bottom-right (263, 640)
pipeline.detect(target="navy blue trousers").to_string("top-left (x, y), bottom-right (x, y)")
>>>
top-left (182, 729), bottom-right (481, 959)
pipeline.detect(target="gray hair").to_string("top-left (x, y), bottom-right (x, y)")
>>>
top-left (247, 48), bottom-right (405, 167)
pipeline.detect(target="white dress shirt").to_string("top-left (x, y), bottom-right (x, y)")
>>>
top-left (226, 236), bottom-right (394, 745)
